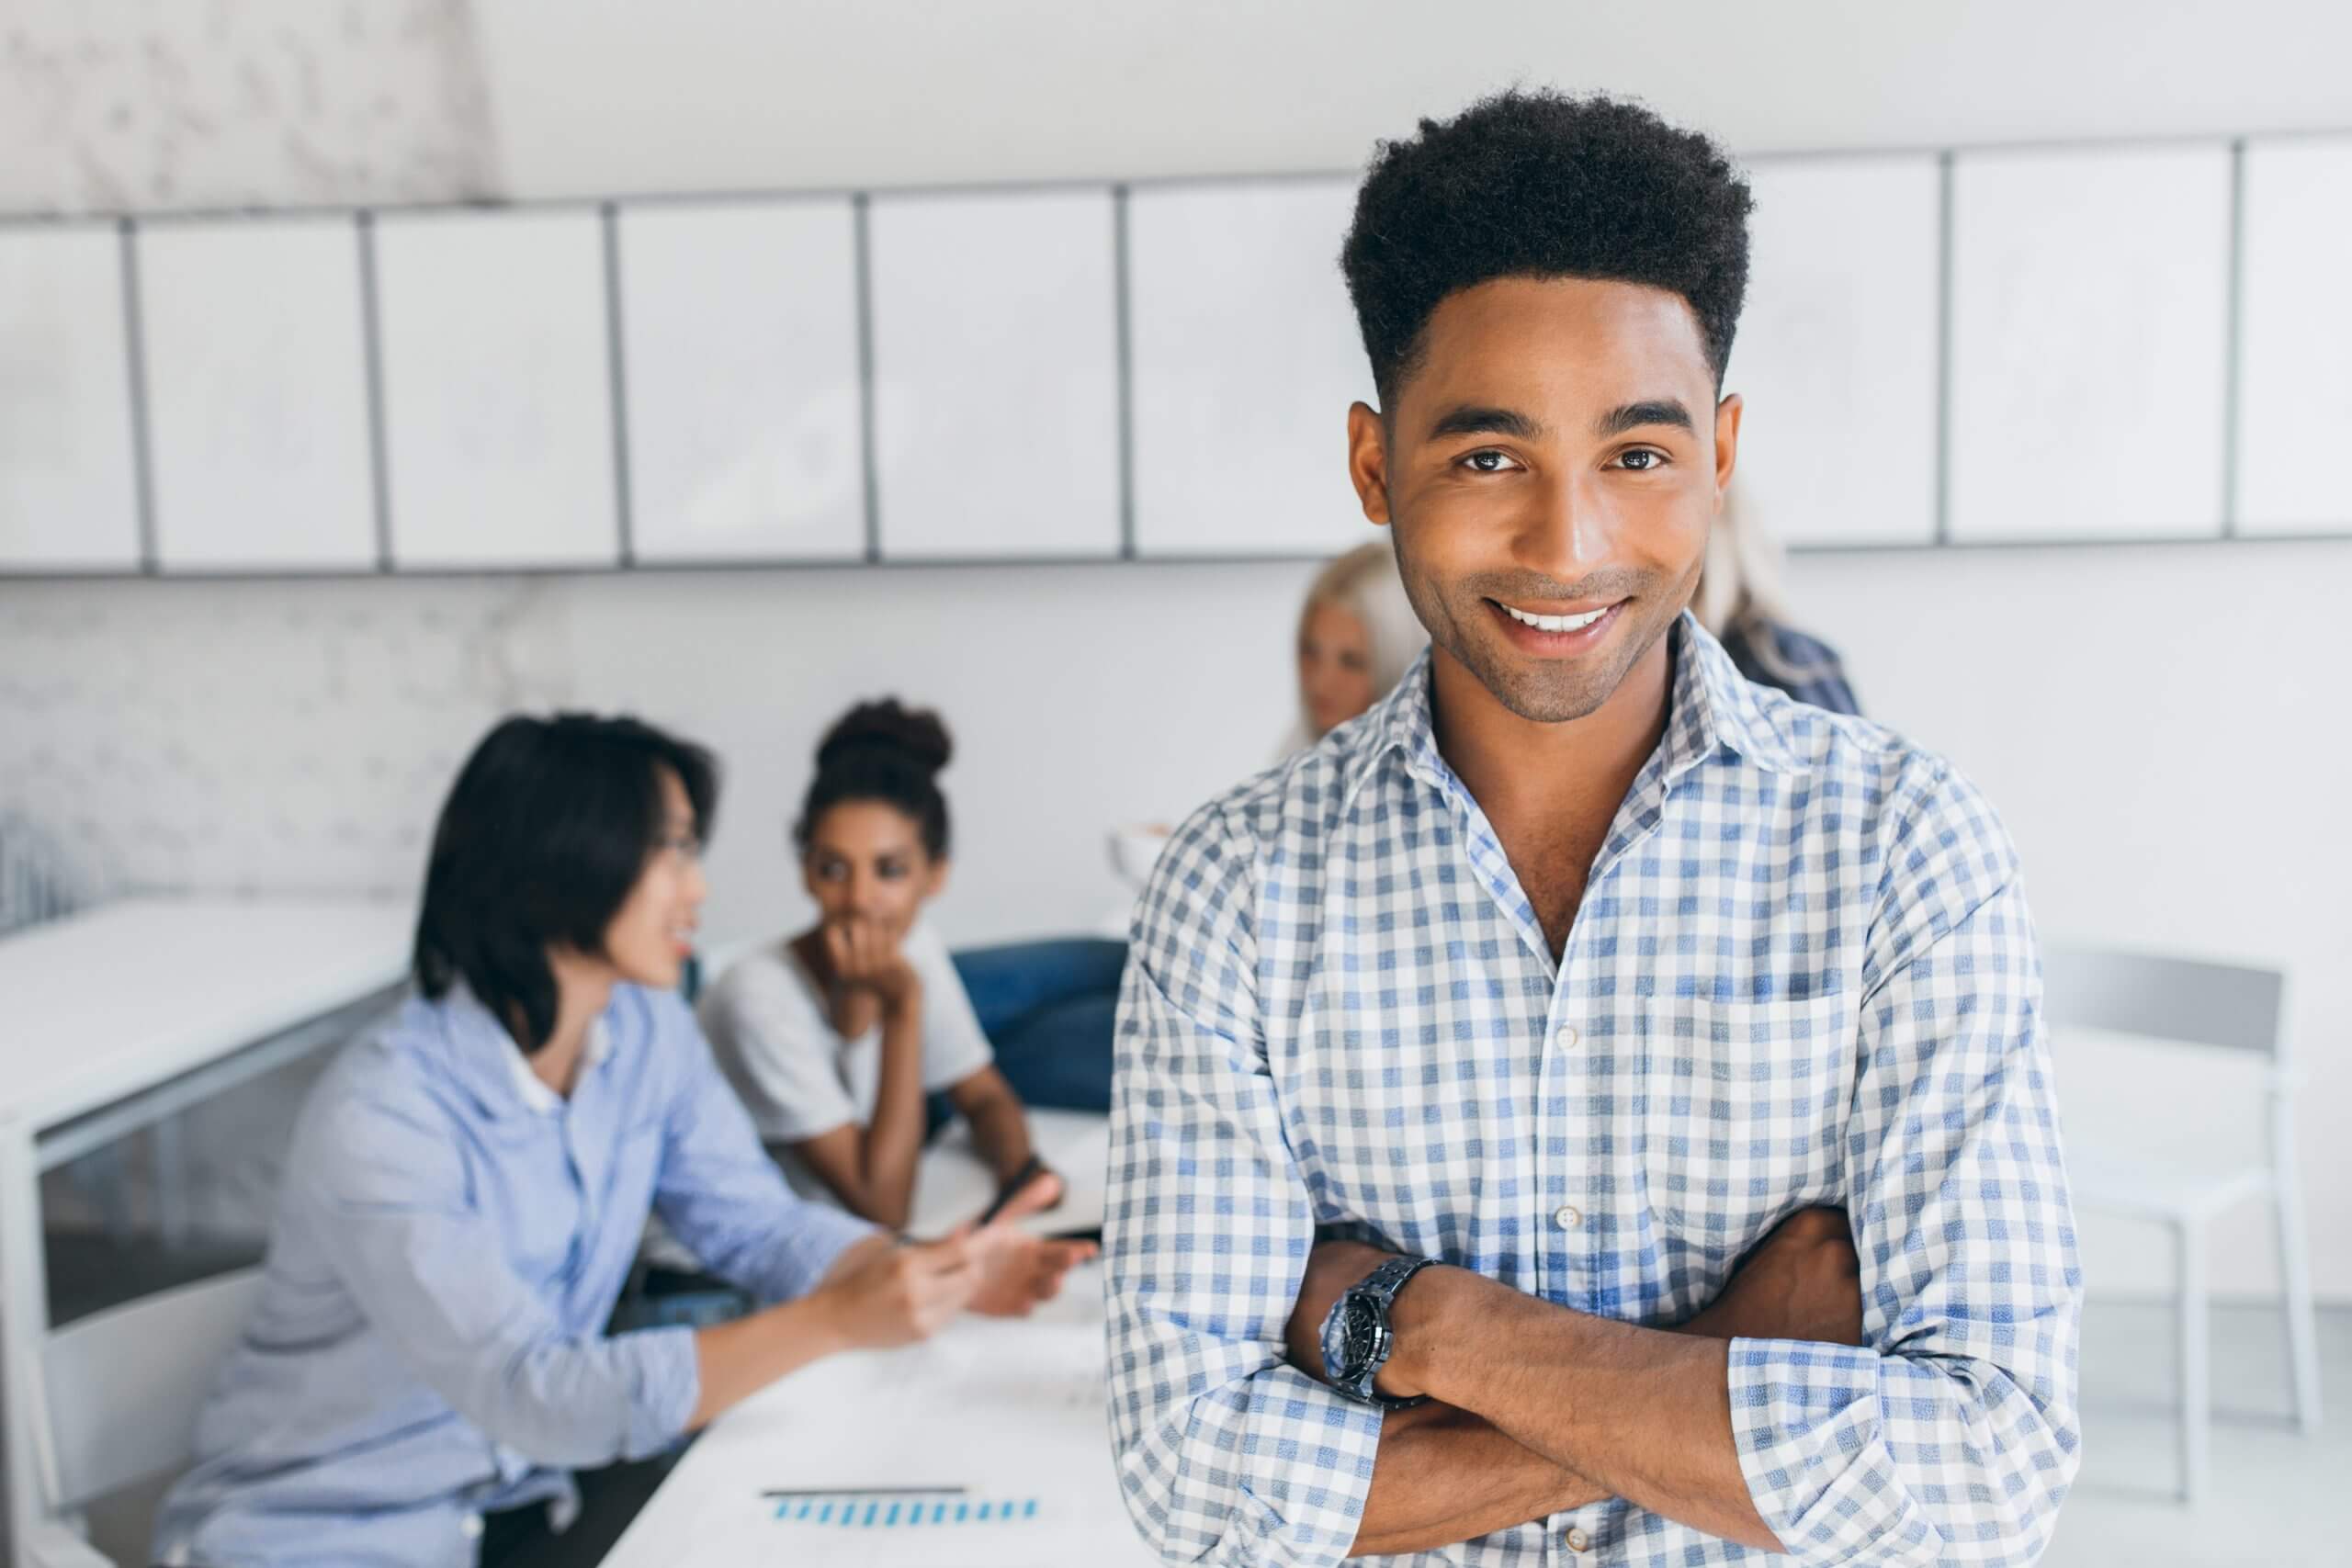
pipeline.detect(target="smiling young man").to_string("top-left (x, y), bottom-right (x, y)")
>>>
top-left (1104, 92), bottom-right (2081, 1566)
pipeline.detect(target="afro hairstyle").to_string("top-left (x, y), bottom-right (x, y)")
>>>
top-left (1340, 89), bottom-right (1754, 406)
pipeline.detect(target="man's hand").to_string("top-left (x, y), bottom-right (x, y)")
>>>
top-left (1676, 1204), bottom-right (1863, 1347)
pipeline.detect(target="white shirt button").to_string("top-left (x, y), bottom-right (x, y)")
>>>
top-left (1555, 1022), bottom-right (1580, 1049)
top-left (1553, 1204), bottom-right (1583, 1231)
top-left (461, 1513), bottom-right (484, 1540)
top-left (1567, 1526), bottom-right (1593, 1552)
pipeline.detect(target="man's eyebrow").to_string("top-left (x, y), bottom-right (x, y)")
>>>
top-left (1425, 404), bottom-right (1544, 443)
top-left (1595, 399), bottom-right (1695, 437)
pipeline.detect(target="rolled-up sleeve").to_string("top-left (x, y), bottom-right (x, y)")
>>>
top-left (1730, 767), bottom-right (2083, 1566)
top-left (650, 1007), bottom-right (876, 1303)
top-left (309, 1097), bottom-right (700, 1466)
top-left (1105, 804), bottom-right (1383, 1568)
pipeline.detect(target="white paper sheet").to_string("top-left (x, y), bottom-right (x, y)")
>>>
top-left (602, 1114), bottom-right (1146, 1566)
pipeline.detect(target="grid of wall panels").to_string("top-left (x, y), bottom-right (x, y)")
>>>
top-left (6, 129), bottom-right (2344, 579)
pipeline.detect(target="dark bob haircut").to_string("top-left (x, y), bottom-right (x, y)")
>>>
top-left (1340, 89), bottom-right (1753, 405)
top-left (413, 713), bottom-right (717, 1055)
top-left (795, 699), bottom-right (953, 862)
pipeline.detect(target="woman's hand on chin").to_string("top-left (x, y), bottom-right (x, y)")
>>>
top-left (822, 916), bottom-right (923, 1016)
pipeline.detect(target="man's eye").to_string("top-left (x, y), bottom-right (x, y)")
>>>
top-left (1616, 448), bottom-right (1668, 471)
top-left (1461, 449), bottom-right (1519, 473)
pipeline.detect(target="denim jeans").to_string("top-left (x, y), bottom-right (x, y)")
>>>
top-left (947, 936), bottom-right (1125, 1113)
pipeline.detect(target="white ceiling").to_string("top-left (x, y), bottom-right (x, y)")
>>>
top-left (6, 0), bottom-right (2347, 214)
top-left (470, 0), bottom-right (2352, 198)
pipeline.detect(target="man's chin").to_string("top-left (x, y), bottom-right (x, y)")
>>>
top-left (1453, 642), bottom-right (1623, 725)
top-left (1492, 676), bottom-right (1617, 726)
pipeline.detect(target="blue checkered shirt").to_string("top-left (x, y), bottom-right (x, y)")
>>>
top-left (1105, 615), bottom-right (2080, 1567)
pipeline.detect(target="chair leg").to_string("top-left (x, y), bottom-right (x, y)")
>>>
top-left (2275, 1175), bottom-right (2324, 1434)
top-left (2176, 1218), bottom-right (2211, 1506)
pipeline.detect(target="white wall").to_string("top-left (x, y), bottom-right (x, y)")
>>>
top-left (558, 563), bottom-right (1311, 947)
top-left (1797, 544), bottom-right (2352, 1300)
top-left (3, 0), bottom-right (2347, 1301)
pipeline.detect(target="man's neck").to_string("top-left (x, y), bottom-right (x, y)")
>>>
top-left (1429, 631), bottom-right (1677, 956)
top-left (1431, 633), bottom-right (1675, 814)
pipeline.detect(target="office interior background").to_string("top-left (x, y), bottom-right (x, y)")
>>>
top-left (0, 2), bottom-right (2347, 1563)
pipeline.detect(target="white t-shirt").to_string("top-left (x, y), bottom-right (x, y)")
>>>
top-left (698, 919), bottom-right (993, 1203)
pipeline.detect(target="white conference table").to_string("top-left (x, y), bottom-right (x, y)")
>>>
top-left (0, 896), bottom-right (414, 1565)
top-left (603, 1108), bottom-right (1158, 1568)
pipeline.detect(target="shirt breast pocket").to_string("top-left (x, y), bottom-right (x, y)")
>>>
top-left (1639, 992), bottom-right (1854, 1257)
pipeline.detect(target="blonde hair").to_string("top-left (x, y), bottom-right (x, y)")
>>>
top-left (1693, 482), bottom-right (1804, 685)
top-left (1297, 537), bottom-right (1427, 733)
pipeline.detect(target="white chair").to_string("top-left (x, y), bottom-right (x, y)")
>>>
top-left (2042, 944), bottom-right (2322, 1505)
top-left (22, 1268), bottom-right (263, 1567)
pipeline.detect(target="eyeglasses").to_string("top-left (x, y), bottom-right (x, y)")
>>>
top-left (654, 829), bottom-right (705, 865)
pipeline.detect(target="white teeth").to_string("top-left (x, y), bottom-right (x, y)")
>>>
top-left (1501, 603), bottom-right (1610, 633)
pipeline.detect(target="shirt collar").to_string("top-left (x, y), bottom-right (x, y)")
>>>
top-left (436, 981), bottom-right (619, 1118)
top-left (502, 1012), bottom-right (614, 1114)
top-left (1659, 612), bottom-right (1809, 778)
top-left (1348, 611), bottom-right (1807, 806)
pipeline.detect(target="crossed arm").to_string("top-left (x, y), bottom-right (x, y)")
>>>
top-left (1300, 1207), bottom-right (1861, 1557)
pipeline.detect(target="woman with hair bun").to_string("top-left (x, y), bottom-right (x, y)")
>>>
top-left (699, 699), bottom-right (1082, 1230)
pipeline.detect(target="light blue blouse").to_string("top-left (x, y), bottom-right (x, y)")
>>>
top-left (153, 980), bottom-right (874, 1566)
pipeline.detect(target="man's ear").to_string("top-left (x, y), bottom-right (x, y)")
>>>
top-left (1712, 391), bottom-right (1743, 502)
top-left (1347, 401), bottom-right (1393, 526)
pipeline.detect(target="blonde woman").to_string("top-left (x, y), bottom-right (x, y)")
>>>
top-left (1108, 539), bottom-right (1425, 906)
top-left (1694, 483), bottom-right (1860, 716)
top-left (1289, 536), bottom-right (1428, 750)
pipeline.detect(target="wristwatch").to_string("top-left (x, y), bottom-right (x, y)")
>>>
top-left (1319, 1256), bottom-right (1438, 1408)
